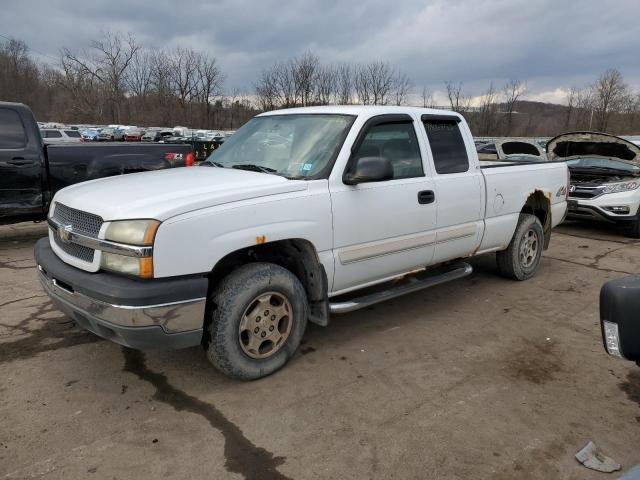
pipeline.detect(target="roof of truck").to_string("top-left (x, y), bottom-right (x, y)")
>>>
top-left (259, 105), bottom-right (463, 119)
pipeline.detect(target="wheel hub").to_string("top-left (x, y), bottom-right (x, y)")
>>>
top-left (238, 292), bottom-right (292, 359)
top-left (519, 228), bottom-right (539, 268)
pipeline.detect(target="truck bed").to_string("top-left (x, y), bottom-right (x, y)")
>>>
top-left (45, 143), bottom-right (193, 196)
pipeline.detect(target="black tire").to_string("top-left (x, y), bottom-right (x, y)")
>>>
top-left (496, 213), bottom-right (544, 281)
top-left (204, 262), bottom-right (308, 380)
top-left (627, 216), bottom-right (640, 239)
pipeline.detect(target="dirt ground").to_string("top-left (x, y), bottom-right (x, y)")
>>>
top-left (0, 220), bottom-right (638, 480)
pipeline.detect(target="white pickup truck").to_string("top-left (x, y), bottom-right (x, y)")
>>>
top-left (35, 106), bottom-right (569, 379)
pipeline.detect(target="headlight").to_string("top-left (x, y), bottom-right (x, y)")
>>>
top-left (102, 219), bottom-right (159, 278)
top-left (105, 219), bottom-right (160, 245)
top-left (101, 253), bottom-right (154, 278)
top-left (602, 181), bottom-right (640, 194)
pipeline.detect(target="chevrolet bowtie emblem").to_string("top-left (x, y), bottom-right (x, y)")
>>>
top-left (58, 224), bottom-right (73, 243)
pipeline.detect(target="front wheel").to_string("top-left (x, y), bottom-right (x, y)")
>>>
top-left (204, 262), bottom-right (308, 380)
top-left (627, 215), bottom-right (640, 238)
top-left (496, 213), bottom-right (544, 281)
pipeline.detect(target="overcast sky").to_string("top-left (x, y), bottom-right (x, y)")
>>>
top-left (2, 0), bottom-right (639, 104)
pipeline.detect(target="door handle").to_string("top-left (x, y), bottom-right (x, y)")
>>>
top-left (417, 190), bottom-right (435, 204)
top-left (7, 157), bottom-right (33, 166)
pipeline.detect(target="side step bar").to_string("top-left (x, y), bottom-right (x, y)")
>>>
top-left (328, 262), bottom-right (473, 314)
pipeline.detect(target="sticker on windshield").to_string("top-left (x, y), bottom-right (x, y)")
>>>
top-left (301, 163), bottom-right (313, 171)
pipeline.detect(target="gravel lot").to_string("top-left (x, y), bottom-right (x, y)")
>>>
top-left (1, 221), bottom-right (639, 479)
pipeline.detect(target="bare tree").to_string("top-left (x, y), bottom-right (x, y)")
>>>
top-left (61, 31), bottom-right (140, 123)
top-left (315, 65), bottom-right (337, 105)
top-left (293, 51), bottom-right (319, 106)
top-left (420, 86), bottom-right (435, 108)
top-left (125, 49), bottom-right (153, 98)
top-left (196, 52), bottom-right (224, 127)
top-left (336, 64), bottom-right (353, 105)
top-left (503, 79), bottom-right (526, 135)
top-left (591, 68), bottom-right (628, 132)
top-left (393, 72), bottom-right (412, 106)
top-left (368, 61), bottom-right (395, 105)
top-left (168, 47), bottom-right (200, 123)
top-left (478, 81), bottom-right (499, 135)
top-left (445, 81), bottom-right (470, 113)
top-left (255, 66), bottom-right (278, 111)
top-left (564, 86), bottom-right (578, 130)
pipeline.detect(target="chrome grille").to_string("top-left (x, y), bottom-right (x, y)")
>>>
top-left (52, 203), bottom-right (103, 237)
top-left (51, 203), bottom-right (103, 263)
top-left (52, 233), bottom-right (95, 262)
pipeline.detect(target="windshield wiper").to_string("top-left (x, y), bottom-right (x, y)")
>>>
top-left (231, 164), bottom-right (278, 174)
top-left (201, 161), bottom-right (225, 168)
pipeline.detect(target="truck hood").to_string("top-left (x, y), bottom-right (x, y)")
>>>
top-left (52, 167), bottom-right (308, 221)
top-left (547, 132), bottom-right (640, 164)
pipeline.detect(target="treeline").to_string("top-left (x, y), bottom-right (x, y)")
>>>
top-left (255, 52), bottom-right (412, 109)
top-left (453, 69), bottom-right (640, 137)
top-left (0, 33), bottom-right (256, 128)
top-left (1, 32), bottom-right (640, 136)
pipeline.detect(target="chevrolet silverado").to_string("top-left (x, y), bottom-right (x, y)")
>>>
top-left (35, 106), bottom-right (569, 379)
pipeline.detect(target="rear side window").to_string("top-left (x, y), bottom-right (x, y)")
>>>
top-left (64, 130), bottom-right (81, 137)
top-left (0, 108), bottom-right (26, 148)
top-left (423, 119), bottom-right (469, 174)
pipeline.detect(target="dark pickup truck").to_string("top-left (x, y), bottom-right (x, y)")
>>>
top-left (0, 102), bottom-right (194, 224)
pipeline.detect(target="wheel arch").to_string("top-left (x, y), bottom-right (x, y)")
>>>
top-left (203, 238), bottom-right (330, 343)
top-left (521, 190), bottom-right (552, 249)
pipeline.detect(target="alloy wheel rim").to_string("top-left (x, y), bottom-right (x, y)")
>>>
top-left (519, 228), bottom-right (539, 268)
top-left (238, 292), bottom-right (293, 359)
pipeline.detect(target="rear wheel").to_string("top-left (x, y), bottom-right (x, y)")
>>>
top-left (204, 263), bottom-right (308, 380)
top-left (496, 213), bottom-right (544, 281)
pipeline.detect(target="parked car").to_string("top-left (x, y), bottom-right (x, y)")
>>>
top-left (113, 128), bottom-right (127, 141)
top-left (550, 132), bottom-right (640, 237)
top-left (600, 275), bottom-right (640, 366)
top-left (40, 128), bottom-right (83, 144)
top-left (0, 102), bottom-right (195, 224)
top-left (476, 142), bottom-right (497, 160)
top-left (124, 129), bottom-right (144, 142)
top-left (141, 130), bottom-right (162, 142)
top-left (81, 128), bottom-right (100, 142)
top-left (98, 128), bottom-right (116, 141)
top-left (487, 139), bottom-right (548, 164)
top-left (35, 105), bottom-right (569, 379)
top-left (162, 134), bottom-right (186, 143)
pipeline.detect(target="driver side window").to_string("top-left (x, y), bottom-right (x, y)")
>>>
top-left (352, 122), bottom-right (424, 179)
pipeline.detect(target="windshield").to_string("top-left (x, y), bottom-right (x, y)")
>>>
top-left (202, 114), bottom-right (355, 179)
top-left (566, 157), bottom-right (640, 174)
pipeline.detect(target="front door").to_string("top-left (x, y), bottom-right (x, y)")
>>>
top-left (0, 107), bottom-right (44, 220)
top-left (330, 115), bottom-right (437, 294)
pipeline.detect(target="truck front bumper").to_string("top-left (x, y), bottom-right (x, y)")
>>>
top-left (34, 238), bottom-right (207, 350)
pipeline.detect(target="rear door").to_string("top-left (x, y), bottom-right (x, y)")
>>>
top-left (0, 107), bottom-right (45, 219)
top-left (420, 115), bottom-right (484, 263)
top-left (330, 114), bottom-right (437, 293)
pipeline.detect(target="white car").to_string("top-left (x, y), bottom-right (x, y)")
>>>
top-left (35, 106), bottom-right (569, 379)
top-left (550, 132), bottom-right (640, 237)
top-left (40, 128), bottom-right (83, 144)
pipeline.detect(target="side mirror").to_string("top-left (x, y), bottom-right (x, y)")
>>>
top-left (600, 275), bottom-right (640, 364)
top-left (343, 156), bottom-right (393, 185)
